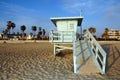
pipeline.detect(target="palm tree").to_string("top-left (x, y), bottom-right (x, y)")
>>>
top-left (102, 33), bottom-right (105, 38)
top-left (7, 21), bottom-right (12, 28)
top-left (38, 27), bottom-right (42, 39)
top-left (41, 29), bottom-right (46, 40)
top-left (7, 21), bottom-right (16, 34)
top-left (39, 27), bottom-right (42, 32)
top-left (7, 21), bottom-right (12, 35)
top-left (42, 29), bottom-right (46, 35)
top-left (32, 26), bottom-right (37, 41)
top-left (105, 28), bottom-right (108, 31)
top-left (88, 27), bottom-right (96, 34)
top-left (20, 25), bottom-right (26, 33)
top-left (4, 29), bottom-right (9, 35)
top-left (20, 25), bottom-right (26, 40)
top-left (11, 22), bottom-right (15, 34)
top-left (42, 29), bottom-right (46, 40)
top-left (105, 28), bottom-right (109, 35)
top-left (102, 28), bottom-right (109, 40)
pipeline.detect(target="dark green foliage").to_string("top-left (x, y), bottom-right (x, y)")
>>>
top-left (20, 25), bottom-right (26, 33)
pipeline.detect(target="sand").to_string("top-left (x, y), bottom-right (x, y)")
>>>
top-left (0, 41), bottom-right (120, 80)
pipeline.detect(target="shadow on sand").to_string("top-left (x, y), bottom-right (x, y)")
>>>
top-left (55, 49), bottom-right (73, 58)
top-left (101, 44), bottom-right (120, 75)
top-left (55, 52), bottom-right (65, 57)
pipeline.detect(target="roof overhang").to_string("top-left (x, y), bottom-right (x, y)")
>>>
top-left (50, 16), bottom-right (83, 27)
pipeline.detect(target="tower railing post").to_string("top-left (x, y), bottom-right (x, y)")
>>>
top-left (73, 36), bottom-right (77, 73)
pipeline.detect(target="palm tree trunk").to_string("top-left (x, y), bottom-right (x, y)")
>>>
top-left (22, 31), bottom-right (24, 40)
top-left (34, 31), bottom-right (36, 42)
top-left (12, 28), bottom-right (13, 34)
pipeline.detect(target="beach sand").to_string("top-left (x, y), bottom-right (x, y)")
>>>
top-left (0, 41), bottom-right (120, 80)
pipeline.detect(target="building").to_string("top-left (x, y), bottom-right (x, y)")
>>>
top-left (108, 29), bottom-right (120, 40)
top-left (0, 33), bottom-right (3, 39)
top-left (27, 34), bottom-right (33, 40)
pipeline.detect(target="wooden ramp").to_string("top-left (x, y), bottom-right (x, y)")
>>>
top-left (78, 56), bottom-right (100, 74)
top-left (73, 30), bottom-right (107, 74)
top-left (73, 40), bottom-right (99, 74)
top-left (77, 40), bottom-right (99, 74)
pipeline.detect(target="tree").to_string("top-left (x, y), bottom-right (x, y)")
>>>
top-left (42, 29), bottom-right (46, 36)
top-left (39, 27), bottom-right (42, 32)
top-left (38, 27), bottom-right (42, 39)
top-left (7, 21), bottom-right (12, 35)
top-left (88, 27), bottom-right (96, 34)
top-left (7, 21), bottom-right (16, 34)
top-left (105, 28), bottom-right (109, 31)
top-left (11, 22), bottom-right (16, 34)
top-left (105, 28), bottom-right (109, 35)
top-left (32, 26), bottom-right (37, 41)
top-left (41, 29), bottom-right (46, 40)
top-left (32, 26), bottom-right (37, 35)
top-left (102, 28), bottom-right (109, 40)
top-left (20, 25), bottom-right (26, 33)
top-left (4, 29), bottom-right (9, 35)
top-left (20, 25), bottom-right (26, 40)
top-left (7, 21), bottom-right (12, 29)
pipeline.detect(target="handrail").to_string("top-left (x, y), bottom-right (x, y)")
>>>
top-left (84, 30), bottom-right (107, 74)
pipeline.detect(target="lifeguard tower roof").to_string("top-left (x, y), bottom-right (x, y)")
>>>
top-left (50, 16), bottom-right (83, 27)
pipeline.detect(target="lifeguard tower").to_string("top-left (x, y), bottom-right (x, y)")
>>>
top-left (49, 15), bottom-right (107, 74)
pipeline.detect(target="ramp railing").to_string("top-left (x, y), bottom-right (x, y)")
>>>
top-left (84, 30), bottom-right (107, 74)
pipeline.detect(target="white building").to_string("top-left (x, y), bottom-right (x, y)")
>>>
top-left (108, 29), bottom-right (120, 40)
top-left (0, 33), bottom-right (2, 39)
top-left (27, 34), bottom-right (33, 40)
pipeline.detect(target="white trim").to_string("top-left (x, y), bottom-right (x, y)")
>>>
top-left (50, 16), bottom-right (83, 20)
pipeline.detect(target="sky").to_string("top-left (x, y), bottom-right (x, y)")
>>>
top-left (0, 0), bottom-right (120, 37)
